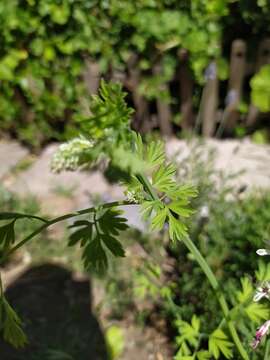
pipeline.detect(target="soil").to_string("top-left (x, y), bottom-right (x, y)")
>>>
top-left (0, 263), bottom-right (173, 360)
top-left (0, 264), bottom-right (107, 360)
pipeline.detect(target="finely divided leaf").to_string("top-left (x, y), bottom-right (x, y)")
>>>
top-left (68, 220), bottom-right (93, 247)
top-left (196, 351), bottom-right (211, 360)
top-left (98, 209), bottom-right (128, 236)
top-left (245, 302), bottom-right (269, 323)
top-left (151, 207), bottom-right (168, 231)
top-left (255, 261), bottom-right (270, 282)
top-left (68, 208), bottom-right (128, 273)
top-left (169, 201), bottom-right (194, 218)
top-left (208, 329), bottom-right (233, 359)
top-left (82, 237), bottom-right (108, 274)
top-left (175, 315), bottom-right (200, 348)
top-left (171, 184), bottom-right (198, 200)
top-left (146, 141), bottom-right (165, 168)
top-left (1, 298), bottom-right (27, 348)
top-left (101, 234), bottom-right (125, 257)
top-left (140, 200), bottom-right (162, 220)
top-left (132, 132), bottom-right (144, 159)
top-left (168, 213), bottom-right (188, 241)
top-left (152, 163), bottom-right (176, 192)
top-left (236, 277), bottom-right (253, 304)
top-left (0, 221), bottom-right (15, 249)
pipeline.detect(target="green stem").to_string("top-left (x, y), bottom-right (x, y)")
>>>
top-left (0, 200), bottom-right (131, 265)
top-left (136, 174), bottom-right (157, 201)
top-left (0, 212), bottom-right (47, 223)
top-left (182, 235), bottom-right (249, 360)
top-left (264, 339), bottom-right (270, 360)
top-left (137, 173), bottom-right (249, 360)
top-left (0, 273), bottom-right (3, 296)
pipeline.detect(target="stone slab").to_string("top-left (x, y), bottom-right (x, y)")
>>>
top-left (166, 138), bottom-right (270, 191)
top-left (0, 140), bottom-right (29, 179)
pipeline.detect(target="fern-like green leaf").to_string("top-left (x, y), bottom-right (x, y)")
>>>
top-left (208, 329), bottom-right (233, 359)
top-left (0, 221), bottom-right (15, 249)
top-left (168, 213), bottom-right (188, 241)
top-left (245, 302), bottom-right (269, 323)
top-left (68, 220), bottom-right (93, 247)
top-left (68, 208), bottom-right (128, 273)
top-left (168, 201), bottom-right (194, 218)
top-left (0, 298), bottom-right (27, 348)
top-left (151, 207), bottom-right (168, 230)
top-left (100, 234), bottom-right (125, 257)
top-left (236, 277), bottom-right (253, 304)
top-left (82, 237), bottom-right (108, 274)
top-left (174, 341), bottom-right (192, 359)
top-left (98, 208), bottom-right (128, 236)
top-left (170, 184), bottom-right (198, 200)
top-left (146, 141), bottom-right (165, 168)
top-left (132, 132), bottom-right (144, 159)
top-left (196, 351), bottom-right (211, 360)
top-left (152, 163), bottom-right (176, 192)
top-left (175, 315), bottom-right (200, 348)
top-left (140, 200), bottom-right (163, 220)
top-left (255, 260), bottom-right (270, 282)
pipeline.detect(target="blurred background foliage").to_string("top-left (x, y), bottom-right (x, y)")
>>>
top-left (0, 0), bottom-right (270, 148)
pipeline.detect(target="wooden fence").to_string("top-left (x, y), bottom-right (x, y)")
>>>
top-left (83, 38), bottom-right (270, 138)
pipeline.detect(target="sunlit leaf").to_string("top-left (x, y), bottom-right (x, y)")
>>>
top-left (208, 329), bottom-right (233, 359)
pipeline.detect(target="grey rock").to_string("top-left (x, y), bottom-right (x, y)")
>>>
top-left (0, 140), bottom-right (29, 179)
top-left (10, 144), bottom-right (109, 204)
top-left (166, 138), bottom-right (270, 191)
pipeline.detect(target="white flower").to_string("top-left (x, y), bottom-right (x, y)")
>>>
top-left (256, 249), bottom-right (270, 256)
top-left (200, 205), bottom-right (209, 219)
top-left (251, 320), bottom-right (270, 349)
top-left (253, 281), bottom-right (270, 302)
top-left (125, 190), bottom-right (139, 204)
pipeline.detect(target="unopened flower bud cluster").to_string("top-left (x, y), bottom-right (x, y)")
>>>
top-left (51, 137), bottom-right (94, 173)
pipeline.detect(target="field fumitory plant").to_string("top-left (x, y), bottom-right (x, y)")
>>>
top-left (252, 248), bottom-right (270, 352)
top-left (0, 81), bottom-right (252, 359)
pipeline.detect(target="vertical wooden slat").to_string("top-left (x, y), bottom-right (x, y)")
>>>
top-left (247, 38), bottom-right (270, 126)
top-left (201, 61), bottom-right (219, 137)
top-left (223, 39), bottom-right (247, 132)
top-left (179, 49), bottom-right (194, 130)
top-left (82, 58), bottom-right (100, 95)
top-left (127, 54), bottom-right (151, 133)
top-left (109, 68), bottom-right (126, 84)
top-left (153, 62), bottom-right (173, 137)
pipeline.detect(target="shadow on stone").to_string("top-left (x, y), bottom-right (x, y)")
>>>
top-left (0, 263), bottom-right (108, 360)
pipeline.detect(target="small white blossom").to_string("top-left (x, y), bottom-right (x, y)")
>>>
top-left (256, 249), bottom-right (270, 256)
top-left (125, 190), bottom-right (139, 204)
top-left (253, 281), bottom-right (270, 302)
top-left (200, 205), bottom-right (209, 219)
